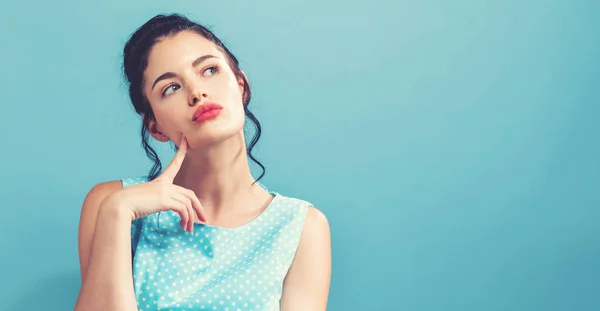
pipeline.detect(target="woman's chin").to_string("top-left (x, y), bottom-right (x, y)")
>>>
top-left (187, 127), bottom-right (244, 149)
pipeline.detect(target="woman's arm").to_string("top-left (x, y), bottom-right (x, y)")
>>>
top-left (74, 183), bottom-right (138, 311)
top-left (77, 181), bottom-right (121, 282)
top-left (280, 206), bottom-right (332, 311)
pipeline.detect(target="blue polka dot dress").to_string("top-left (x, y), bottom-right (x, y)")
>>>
top-left (122, 176), bottom-right (311, 311)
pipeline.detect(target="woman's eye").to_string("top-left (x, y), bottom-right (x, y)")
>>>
top-left (203, 66), bottom-right (218, 76)
top-left (163, 84), bottom-right (180, 96)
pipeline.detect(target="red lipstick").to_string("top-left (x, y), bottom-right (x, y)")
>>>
top-left (192, 103), bottom-right (223, 122)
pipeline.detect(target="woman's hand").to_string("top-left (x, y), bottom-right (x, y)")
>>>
top-left (106, 133), bottom-right (207, 233)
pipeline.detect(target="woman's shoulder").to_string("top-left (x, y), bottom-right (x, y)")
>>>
top-left (82, 176), bottom-right (148, 213)
top-left (302, 203), bottom-right (329, 236)
top-left (274, 193), bottom-right (329, 231)
top-left (85, 175), bottom-right (146, 197)
top-left (83, 180), bottom-right (123, 206)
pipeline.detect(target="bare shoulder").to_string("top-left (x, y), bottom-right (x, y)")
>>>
top-left (80, 180), bottom-right (124, 220)
top-left (298, 205), bottom-right (331, 261)
top-left (77, 180), bottom-right (124, 281)
top-left (79, 179), bottom-right (124, 232)
top-left (79, 178), bottom-right (124, 223)
top-left (303, 205), bottom-right (330, 236)
top-left (83, 180), bottom-right (124, 206)
top-left (280, 204), bottom-right (331, 310)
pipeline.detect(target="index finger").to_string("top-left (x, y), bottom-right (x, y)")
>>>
top-left (158, 133), bottom-right (188, 182)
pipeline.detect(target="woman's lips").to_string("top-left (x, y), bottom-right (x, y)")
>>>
top-left (192, 103), bottom-right (223, 122)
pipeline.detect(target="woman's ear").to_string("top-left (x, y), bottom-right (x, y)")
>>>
top-left (143, 114), bottom-right (170, 142)
top-left (238, 70), bottom-right (247, 93)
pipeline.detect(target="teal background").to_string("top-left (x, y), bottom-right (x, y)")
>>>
top-left (0, 0), bottom-right (598, 310)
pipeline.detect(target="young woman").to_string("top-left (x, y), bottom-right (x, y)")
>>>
top-left (75, 13), bottom-right (331, 311)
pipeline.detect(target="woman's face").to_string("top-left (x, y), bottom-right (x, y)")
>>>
top-left (143, 30), bottom-right (246, 149)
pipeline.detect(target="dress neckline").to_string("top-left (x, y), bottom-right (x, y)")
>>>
top-left (194, 191), bottom-right (281, 231)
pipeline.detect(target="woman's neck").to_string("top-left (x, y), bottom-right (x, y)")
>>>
top-left (172, 132), bottom-right (265, 218)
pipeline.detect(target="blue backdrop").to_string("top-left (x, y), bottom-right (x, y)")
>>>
top-left (0, 1), bottom-right (598, 310)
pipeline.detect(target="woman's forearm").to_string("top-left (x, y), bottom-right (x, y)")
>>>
top-left (75, 198), bottom-right (137, 311)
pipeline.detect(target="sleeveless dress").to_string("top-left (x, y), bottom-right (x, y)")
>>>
top-left (122, 176), bottom-right (311, 311)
